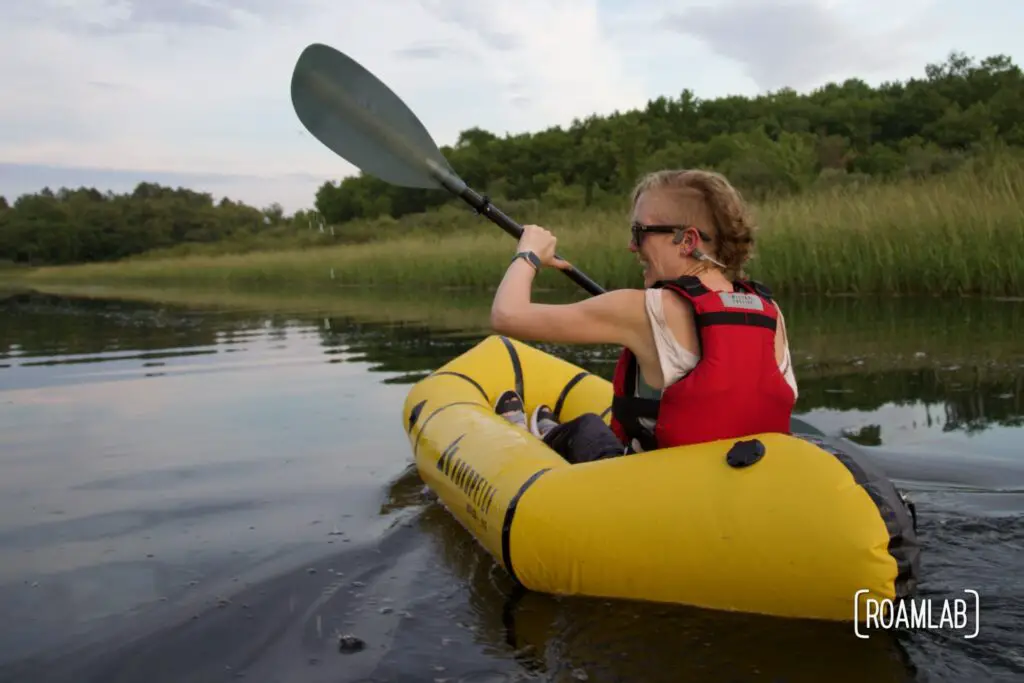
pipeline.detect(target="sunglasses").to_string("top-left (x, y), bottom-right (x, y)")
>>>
top-left (630, 222), bottom-right (713, 248)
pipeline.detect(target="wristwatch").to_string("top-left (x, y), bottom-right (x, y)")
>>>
top-left (511, 250), bottom-right (542, 272)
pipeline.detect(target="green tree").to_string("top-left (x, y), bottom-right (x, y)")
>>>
top-left (306, 50), bottom-right (1022, 225)
top-left (4, 50), bottom-right (1023, 266)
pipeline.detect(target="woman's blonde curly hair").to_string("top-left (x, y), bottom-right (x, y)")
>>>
top-left (630, 169), bottom-right (757, 280)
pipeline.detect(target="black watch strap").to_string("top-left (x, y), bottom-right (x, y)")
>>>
top-left (511, 251), bottom-right (542, 271)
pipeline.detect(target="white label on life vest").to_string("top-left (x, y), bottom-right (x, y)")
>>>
top-left (718, 292), bottom-right (764, 310)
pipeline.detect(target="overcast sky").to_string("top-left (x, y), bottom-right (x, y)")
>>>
top-left (2, 0), bottom-right (1021, 214)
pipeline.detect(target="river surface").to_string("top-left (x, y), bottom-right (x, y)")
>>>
top-left (1, 285), bottom-right (1023, 683)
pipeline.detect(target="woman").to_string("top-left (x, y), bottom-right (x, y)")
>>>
top-left (489, 168), bottom-right (797, 462)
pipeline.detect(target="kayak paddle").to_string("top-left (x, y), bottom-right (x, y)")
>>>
top-left (289, 42), bottom-right (606, 296)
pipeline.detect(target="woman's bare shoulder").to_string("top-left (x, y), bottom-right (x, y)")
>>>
top-left (600, 288), bottom-right (650, 326)
top-left (656, 286), bottom-right (695, 320)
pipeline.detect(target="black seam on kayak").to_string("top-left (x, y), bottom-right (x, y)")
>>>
top-left (431, 371), bottom-right (489, 403)
top-left (413, 401), bottom-right (484, 458)
top-left (599, 406), bottom-right (611, 419)
top-left (407, 399), bottom-right (427, 433)
top-left (553, 371), bottom-right (590, 421)
top-left (796, 434), bottom-right (920, 598)
top-left (499, 336), bottom-right (524, 403)
top-left (501, 467), bottom-right (550, 585)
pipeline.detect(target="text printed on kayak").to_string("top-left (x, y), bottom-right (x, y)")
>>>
top-left (854, 589), bottom-right (980, 639)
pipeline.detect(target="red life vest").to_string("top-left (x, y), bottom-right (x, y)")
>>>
top-left (609, 276), bottom-right (795, 450)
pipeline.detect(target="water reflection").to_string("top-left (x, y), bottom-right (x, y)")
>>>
top-left (2, 287), bottom-right (1024, 682)
top-left (4, 289), bottom-right (1022, 442)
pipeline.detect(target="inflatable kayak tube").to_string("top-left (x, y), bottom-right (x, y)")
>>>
top-left (402, 335), bottom-right (920, 622)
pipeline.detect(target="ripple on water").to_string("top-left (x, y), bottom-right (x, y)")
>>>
top-left (1, 290), bottom-right (1024, 683)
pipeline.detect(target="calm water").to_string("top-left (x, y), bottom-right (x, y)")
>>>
top-left (1, 287), bottom-right (1023, 683)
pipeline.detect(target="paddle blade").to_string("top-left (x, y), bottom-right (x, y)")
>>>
top-left (290, 43), bottom-right (464, 192)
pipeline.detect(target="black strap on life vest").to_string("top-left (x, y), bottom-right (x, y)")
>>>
top-left (696, 310), bottom-right (777, 330)
top-left (650, 274), bottom-right (708, 297)
top-left (652, 276), bottom-right (778, 331)
top-left (611, 352), bottom-right (660, 452)
top-left (744, 279), bottom-right (774, 301)
top-left (651, 275), bottom-right (774, 298)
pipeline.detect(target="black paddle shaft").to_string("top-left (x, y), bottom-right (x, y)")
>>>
top-left (444, 179), bottom-right (606, 296)
top-left (290, 43), bottom-right (607, 297)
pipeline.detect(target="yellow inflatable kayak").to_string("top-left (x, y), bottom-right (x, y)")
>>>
top-left (402, 335), bottom-right (920, 622)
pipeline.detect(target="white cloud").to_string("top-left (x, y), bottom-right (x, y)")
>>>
top-left (663, 0), bottom-right (939, 92)
top-left (0, 0), bottom-right (1021, 212)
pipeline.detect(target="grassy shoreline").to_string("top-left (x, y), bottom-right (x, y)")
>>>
top-left (16, 281), bottom-right (1024, 371)
top-left (15, 153), bottom-right (1024, 296)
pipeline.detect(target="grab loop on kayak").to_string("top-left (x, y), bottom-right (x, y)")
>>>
top-left (726, 439), bottom-right (765, 468)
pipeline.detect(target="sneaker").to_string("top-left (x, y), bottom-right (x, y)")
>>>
top-left (494, 390), bottom-right (527, 430)
top-left (529, 404), bottom-right (558, 438)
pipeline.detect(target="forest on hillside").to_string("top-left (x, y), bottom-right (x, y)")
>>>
top-left (314, 52), bottom-right (1023, 221)
top-left (1, 51), bottom-right (1022, 266)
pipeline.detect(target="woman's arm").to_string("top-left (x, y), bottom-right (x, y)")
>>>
top-left (490, 260), bottom-right (644, 344)
top-left (490, 224), bottom-right (646, 347)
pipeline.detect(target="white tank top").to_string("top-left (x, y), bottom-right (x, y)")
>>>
top-left (631, 289), bottom-right (798, 452)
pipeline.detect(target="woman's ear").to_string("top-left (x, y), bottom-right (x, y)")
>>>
top-left (675, 228), bottom-right (696, 255)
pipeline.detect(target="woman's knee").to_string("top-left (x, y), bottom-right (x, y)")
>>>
top-left (576, 412), bottom-right (613, 433)
top-left (573, 413), bottom-right (623, 454)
